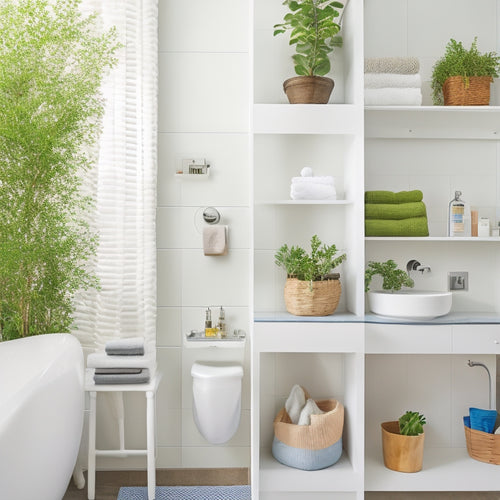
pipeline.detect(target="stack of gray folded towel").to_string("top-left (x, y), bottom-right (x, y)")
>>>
top-left (87, 337), bottom-right (155, 385)
top-left (364, 57), bottom-right (422, 106)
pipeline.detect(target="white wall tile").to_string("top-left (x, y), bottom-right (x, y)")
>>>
top-left (157, 409), bottom-right (182, 447)
top-left (157, 133), bottom-right (249, 207)
top-left (157, 307), bottom-right (182, 347)
top-left (182, 445), bottom-right (250, 468)
top-left (159, 0), bottom-right (249, 53)
top-left (157, 447), bottom-right (182, 468)
top-left (158, 53), bottom-right (248, 133)
top-left (157, 348), bottom-right (182, 409)
top-left (157, 250), bottom-right (182, 307)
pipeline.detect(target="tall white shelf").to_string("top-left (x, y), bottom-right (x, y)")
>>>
top-left (251, 1), bottom-right (500, 499)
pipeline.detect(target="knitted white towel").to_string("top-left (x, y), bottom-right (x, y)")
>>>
top-left (364, 72), bottom-right (422, 89)
top-left (364, 57), bottom-right (420, 74)
top-left (87, 350), bottom-right (156, 374)
top-left (364, 87), bottom-right (422, 106)
top-left (298, 398), bottom-right (325, 426)
top-left (285, 385), bottom-right (306, 425)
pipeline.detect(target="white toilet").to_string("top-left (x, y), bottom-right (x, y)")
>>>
top-left (191, 362), bottom-right (244, 444)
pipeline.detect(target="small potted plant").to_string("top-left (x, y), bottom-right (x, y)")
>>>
top-left (431, 37), bottom-right (500, 105)
top-left (273, 0), bottom-right (345, 104)
top-left (381, 411), bottom-right (426, 473)
top-left (365, 260), bottom-right (414, 293)
top-left (274, 235), bottom-right (346, 316)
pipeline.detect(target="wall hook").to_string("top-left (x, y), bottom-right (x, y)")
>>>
top-left (202, 207), bottom-right (221, 225)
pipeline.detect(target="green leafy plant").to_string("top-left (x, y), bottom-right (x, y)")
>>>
top-left (399, 411), bottom-right (426, 436)
top-left (273, 0), bottom-right (344, 77)
top-left (275, 235), bottom-right (346, 285)
top-left (0, 0), bottom-right (120, 340)
top-left (431, 37), bottom-right (500, 105)
top-left (365, 260), bottom-right (414, 293)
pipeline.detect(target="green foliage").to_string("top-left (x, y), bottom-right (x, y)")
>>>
top-left (399, 411), bottom-right (426, 436)
top-left (0, 0), bottom-right (120, 340)
top-left (365, 260), bottom-right (414, 293)
top-left (273, 0), bottom-right (344, 77)
top-left (274, 235), bottom-right (346, 286)
top-left (431, 37), bottom-right (500, 105)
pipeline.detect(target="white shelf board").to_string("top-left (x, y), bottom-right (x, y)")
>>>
top-left (366, 236), bottom-right (500, 242)
top-left (365, 446), bottom-right (500, 491)
top-left (259, 448), bottom-right (362, 493)
top-left (255, 199), bottom-right (352, 205)
top-left (253, 104), bottom-right (361, 135)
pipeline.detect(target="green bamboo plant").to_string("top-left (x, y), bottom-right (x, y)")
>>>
top-left (0, 0), bottom-right (120, 339)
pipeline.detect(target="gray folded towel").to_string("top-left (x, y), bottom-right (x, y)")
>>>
top-left (105, 336), bottom-right (145, 356)
top-left (93, 368), bottom-right (150, 385)
top-left (94, 368), bottom-right (143, 375)
top-left (364, 57), bottom-right (420, 75)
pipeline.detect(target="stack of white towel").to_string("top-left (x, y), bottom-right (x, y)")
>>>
top-left (285, 384), bottom-right (324, 426)
top-left (290, 167), bottom-right (336, 201)
top-left (364, 57), bottom-right (422, 106)
top-left (87, 337), bottom-right (155, 385)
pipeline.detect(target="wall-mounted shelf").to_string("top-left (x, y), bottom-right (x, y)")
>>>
top-left (366, 236), bottom-right (500, 242)
top-left (255, 199), bottom-right (352, 206)
top-left (184, 330), bottom-right (246, 349)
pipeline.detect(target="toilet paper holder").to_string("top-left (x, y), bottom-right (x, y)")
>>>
top-left (202, 207), bottom-right (220, 225)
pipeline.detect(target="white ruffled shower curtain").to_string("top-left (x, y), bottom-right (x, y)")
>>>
top-left (73, 0), bottom-right (158, 354)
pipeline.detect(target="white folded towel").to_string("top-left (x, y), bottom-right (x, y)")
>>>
top-left (364, 72), bottom-right (422, 89)
top-left (203, 225), bottom-right (228, 256)
top-left (87, 350), bottom-right (156, 375)
top-left (298, 398), bottom-right (325, 426)
top-left (364, 87), bottom-right (422, 106)
top-left (105, 336), bottom-right (145, 355)
top-left (290, 167), bottom-right (336, 200)
top-left (285, 384), bottom-right (306, 425)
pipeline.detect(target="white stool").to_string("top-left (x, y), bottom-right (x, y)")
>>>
top-left (85, 370), bottom-right (162, 500)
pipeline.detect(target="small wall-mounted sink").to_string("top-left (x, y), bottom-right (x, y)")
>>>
top-left (368, 290), bottom-right (452, 320)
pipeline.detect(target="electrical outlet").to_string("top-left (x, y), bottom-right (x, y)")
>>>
top-left (449, 271), bottom-right (468, 291)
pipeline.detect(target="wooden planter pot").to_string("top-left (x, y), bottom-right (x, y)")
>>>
top-left (443, 75), bottom-right (493, 106)
top-left (283, 76), bottom-right (334, 104)
top-left (284, 277), bottom-right (341, 316)
top-left (381, 421), bottom-right (425, 473)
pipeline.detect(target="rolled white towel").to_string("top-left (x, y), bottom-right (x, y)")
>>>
top-left (298, 398), bottom-right (325, 426)
top-left (364, 87), bottom-right (422, 106)
top-left (105, 336), bottom-right (145, 355)
top-left (364, 72), bottom-right (422, 89)
top-left (285, 384), bottom-right (306, 425)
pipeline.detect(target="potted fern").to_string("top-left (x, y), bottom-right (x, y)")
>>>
top-left (381, 411), bottom-right (426, 473)
top-left (274, 235), bottom-right (346, 316)
top-left (273, 0), bottom-right (345, 104)
top-left (431, 37), bottom-right (500, 105)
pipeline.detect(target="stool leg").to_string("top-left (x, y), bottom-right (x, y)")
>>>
top-left (88, 391), bottom-right (97, 500)
top-left (146, 390), bottom-right (156, 500)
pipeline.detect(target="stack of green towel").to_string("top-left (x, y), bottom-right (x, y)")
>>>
top-left (365, 190), bottom-right (429, 237)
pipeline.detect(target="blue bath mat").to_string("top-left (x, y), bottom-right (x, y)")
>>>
top-left (117, 485), bottom-right (251, 500)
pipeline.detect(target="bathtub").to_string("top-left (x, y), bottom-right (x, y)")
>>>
top-left (0, 333), bottom-right (84, 500)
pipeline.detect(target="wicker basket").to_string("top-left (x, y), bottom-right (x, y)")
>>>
top-left (464, 425), bottom-right (500, 465)
top-left (272, 398), bottom-right (344, 470)
top-left (283, 76), bottom-right (334, 104)
top-left (284, 277), bottom-right (341, 316)
top-left (442, 75), bottom-right (492, 106)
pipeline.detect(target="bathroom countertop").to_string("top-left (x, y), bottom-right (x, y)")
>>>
top-left (254, 311), bottom-right (500, 325)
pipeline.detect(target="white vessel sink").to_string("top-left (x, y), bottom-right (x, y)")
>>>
top-left (368, 290), bottom-right (452, 320)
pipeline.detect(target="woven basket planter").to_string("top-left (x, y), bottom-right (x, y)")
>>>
top-left (272, 398), bottom-right (344, 470)
top-left (381, 421), bottom-right (425, 473)
top-left (284, 277), bottom-right (341, 316)
top-left (464, 425), bottom-right (500, 465)
top-left (442, 75), bottom-right (493, 106)
top-left (283, 76), bottom-right (334, 104)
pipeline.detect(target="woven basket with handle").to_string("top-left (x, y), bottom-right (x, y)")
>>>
top-left (464, 425), bottom-right (500, 465)
top-left (284, 277), bottom-right (341, 316)
top-left (442, 75), bottom-right (492, 105)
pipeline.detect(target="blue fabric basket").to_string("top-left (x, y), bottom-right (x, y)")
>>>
top-left (271, 399), bottom-right (344, 471)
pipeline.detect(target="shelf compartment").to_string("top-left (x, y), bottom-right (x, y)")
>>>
top-left (254, 104), bottom-right (361, 135)
top-left (365, 446), bottom-right (500, 492)
top-left (366, 236), bottom-right (500, 242)
top-left (259, 447), bottom-right (362, 493)
top-left (255, 199), bottom-right (353, 206)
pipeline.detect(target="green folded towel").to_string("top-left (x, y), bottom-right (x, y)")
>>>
top-left (365, 190), bottom-right (423, 204)
top-left (365, 202), bottom-right (427, 220)
top-left (365, 217), bottom-right (429, 237)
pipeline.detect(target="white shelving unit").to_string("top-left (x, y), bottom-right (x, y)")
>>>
top-left (251, 0), bottom-right (500, 499)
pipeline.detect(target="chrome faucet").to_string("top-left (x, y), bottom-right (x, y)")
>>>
top-left (406, 259), bottom-right (431, 274)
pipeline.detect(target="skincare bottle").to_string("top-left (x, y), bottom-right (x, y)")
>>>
top-left (448, 191), bottom-right (471, 237)
top-left (216, 306), bottom-right (226, 338)
top-left (205, 307), bottom-right (216, 337)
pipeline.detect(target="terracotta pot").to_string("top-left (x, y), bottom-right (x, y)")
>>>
top-left (381, 421), bottom-right (425, 473)
top-left (284, 277), bottom-right (341, 316)
top-left (283, 76), bottom-right (334, 104)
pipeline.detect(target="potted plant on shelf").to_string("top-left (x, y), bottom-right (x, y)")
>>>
top-left (431, 37), bottom-right (500, 105)
top-left (274, 235), bottom-right (346, 316)
top-left (273, 0), bottom-right (345, 104)
top-left (365, 260), bottom-right (414, 293)
top-left (381, 411), bottom-right (426, 473)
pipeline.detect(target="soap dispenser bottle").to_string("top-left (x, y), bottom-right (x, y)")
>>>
top-left (205, 307), bottom-right (216, 337)
top-left (448, 191), bottom-right (471, 237)
top-left (216, 306), bottom-right (226, 338)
